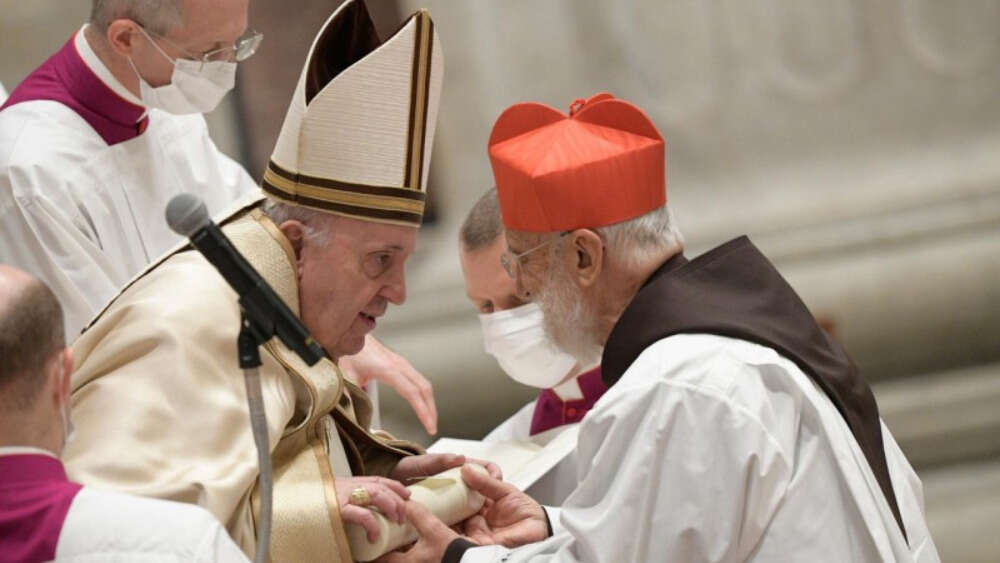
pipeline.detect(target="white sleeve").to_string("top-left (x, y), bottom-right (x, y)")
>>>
top-left (0, 168), bottom-right (122, 337)
top-left (57, 488), bottom-right (251, 562)
top-left (543, 506), bottom-right (563, 536)
top-left (458, 354), bottom-right (794, 563)
top-left (196, 518), bottom-right (252, 563)
top-left (881, 422), bottom-right (940, 563)
top-left (199, 121), bottom-right (257, 203)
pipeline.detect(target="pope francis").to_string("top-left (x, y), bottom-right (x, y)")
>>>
top-left (62, 2), bottom-right (457, 561)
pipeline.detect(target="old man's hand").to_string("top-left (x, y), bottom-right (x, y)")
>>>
top-left (337, 475), bottom-right (411, 543)
top-left (339, 333), bottom-right (438, 434)
top-left (459, 465), bottom-right (548, 548)
top-left (378, 465), bottom-right (547, 562)
top-left (389, 453), bottom-right (502, 485)
top-left (376, 501), bottom-right (463, 563)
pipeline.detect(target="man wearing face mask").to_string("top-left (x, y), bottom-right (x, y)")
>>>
top-left (0, 265), bottom-right (249, 562)
top-left (458, 188), bottom-right (607, 504)
top-left (0, 0), bottom-right (259, 338)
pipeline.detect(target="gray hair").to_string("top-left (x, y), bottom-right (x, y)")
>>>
top-left (459, 187), bottom-right (503, 251)
top-left (260, 198), bottom-right (336, 243)
top-left (594, 204), bottom-right (684, 267)
top-left (90, 0), bottom-right (185, 35)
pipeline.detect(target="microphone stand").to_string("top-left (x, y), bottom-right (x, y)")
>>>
top-left (165, 194), bottom-right (325, 563)
top-left (237, 312), bottom-right (274, 563)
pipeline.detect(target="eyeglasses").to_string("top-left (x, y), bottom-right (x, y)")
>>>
top-left (137, 24), bottom-right (263, 64)
top-left (500, 232), bottom-right (570, 279)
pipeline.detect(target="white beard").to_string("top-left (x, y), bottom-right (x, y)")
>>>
top-left (534, 261), bottom-right (603, 367)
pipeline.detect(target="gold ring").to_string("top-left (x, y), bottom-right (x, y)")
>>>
top-left (350, 487), bottom-right (373, 507)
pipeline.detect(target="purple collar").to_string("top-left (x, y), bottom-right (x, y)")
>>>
top-left (0, 454), bottom-right (83, 563)
top-left (0, 32), bottom-right (148, 145)
top-left (529, 366), bottom-right (607, 436)
top-left (0, 452), bottom-right (68, 483)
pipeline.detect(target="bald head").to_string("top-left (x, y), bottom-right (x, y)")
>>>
top-left (0, 266), bottom-right (66, 411)
top-left (0, 265), bottom-right (34, 296)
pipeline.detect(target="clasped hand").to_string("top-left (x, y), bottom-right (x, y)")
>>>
top-left (377, 464), bottom-right (550, 562)
top-left (337, 454), bottom-right (502, 543)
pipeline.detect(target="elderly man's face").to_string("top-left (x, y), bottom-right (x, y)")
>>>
top-left (294, 216), bottom-right (416, 359)
top-left (505, 230), bottom-right (603, 366)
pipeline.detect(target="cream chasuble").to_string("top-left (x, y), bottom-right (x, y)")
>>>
top-left (63, 1), bottom-right (444, 559)
top-left (64, 202), bottom-right (420, 562)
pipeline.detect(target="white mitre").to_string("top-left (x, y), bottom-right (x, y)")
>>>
top-left (262, 0), bottom-right (443, 227)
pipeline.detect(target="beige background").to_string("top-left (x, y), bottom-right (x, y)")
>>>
top-left (2, 1), bottom-right (998, 561)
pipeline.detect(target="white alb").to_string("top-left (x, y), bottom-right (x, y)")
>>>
top-left (461, 334), bottom-right (940, 562)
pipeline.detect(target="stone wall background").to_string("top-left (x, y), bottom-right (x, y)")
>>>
top-left (2, 1), bottom-right (997, 560)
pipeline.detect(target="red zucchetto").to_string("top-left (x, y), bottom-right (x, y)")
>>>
top-left (488, 93), bottom-right (666, 233)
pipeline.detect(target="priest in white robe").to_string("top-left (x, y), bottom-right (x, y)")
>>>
top-left (388, 93), bottom-right (940, 562)
top-left (0, 1), bottom-right (259, 337)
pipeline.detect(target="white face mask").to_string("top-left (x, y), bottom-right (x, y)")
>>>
top-left (479, 303), bottom-right (577, 389)
top-left (129, 27), bottom-right (236, 114)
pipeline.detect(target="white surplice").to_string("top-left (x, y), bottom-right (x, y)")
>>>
top-left (484, 377), bottom-right (590, 506)
top-left (0, 27), bottom-right (254, 337)
top-left (460, 334), bottom-right (939, 562)
top-left (58, 488), bottom-right (250, 562)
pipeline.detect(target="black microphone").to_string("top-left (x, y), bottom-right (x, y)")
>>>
top-left (166, 193), bottom-right (325, 366)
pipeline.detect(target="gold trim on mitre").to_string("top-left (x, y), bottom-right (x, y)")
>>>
top-left (262, 161), bottom-right (426, 227)
top-left (405, 10), bottom-right (434, 195)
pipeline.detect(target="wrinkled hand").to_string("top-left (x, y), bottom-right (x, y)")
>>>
top-left (389, 454), bottom-right (502, 485)
top-left (460, 465), bottom-right (548, 548)
top-left (376, 501), bottom-right (463, 563)
top-left (339, 334), bottom-right (438, 434)
top-left (337, 476), bottom-right (410, 542)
